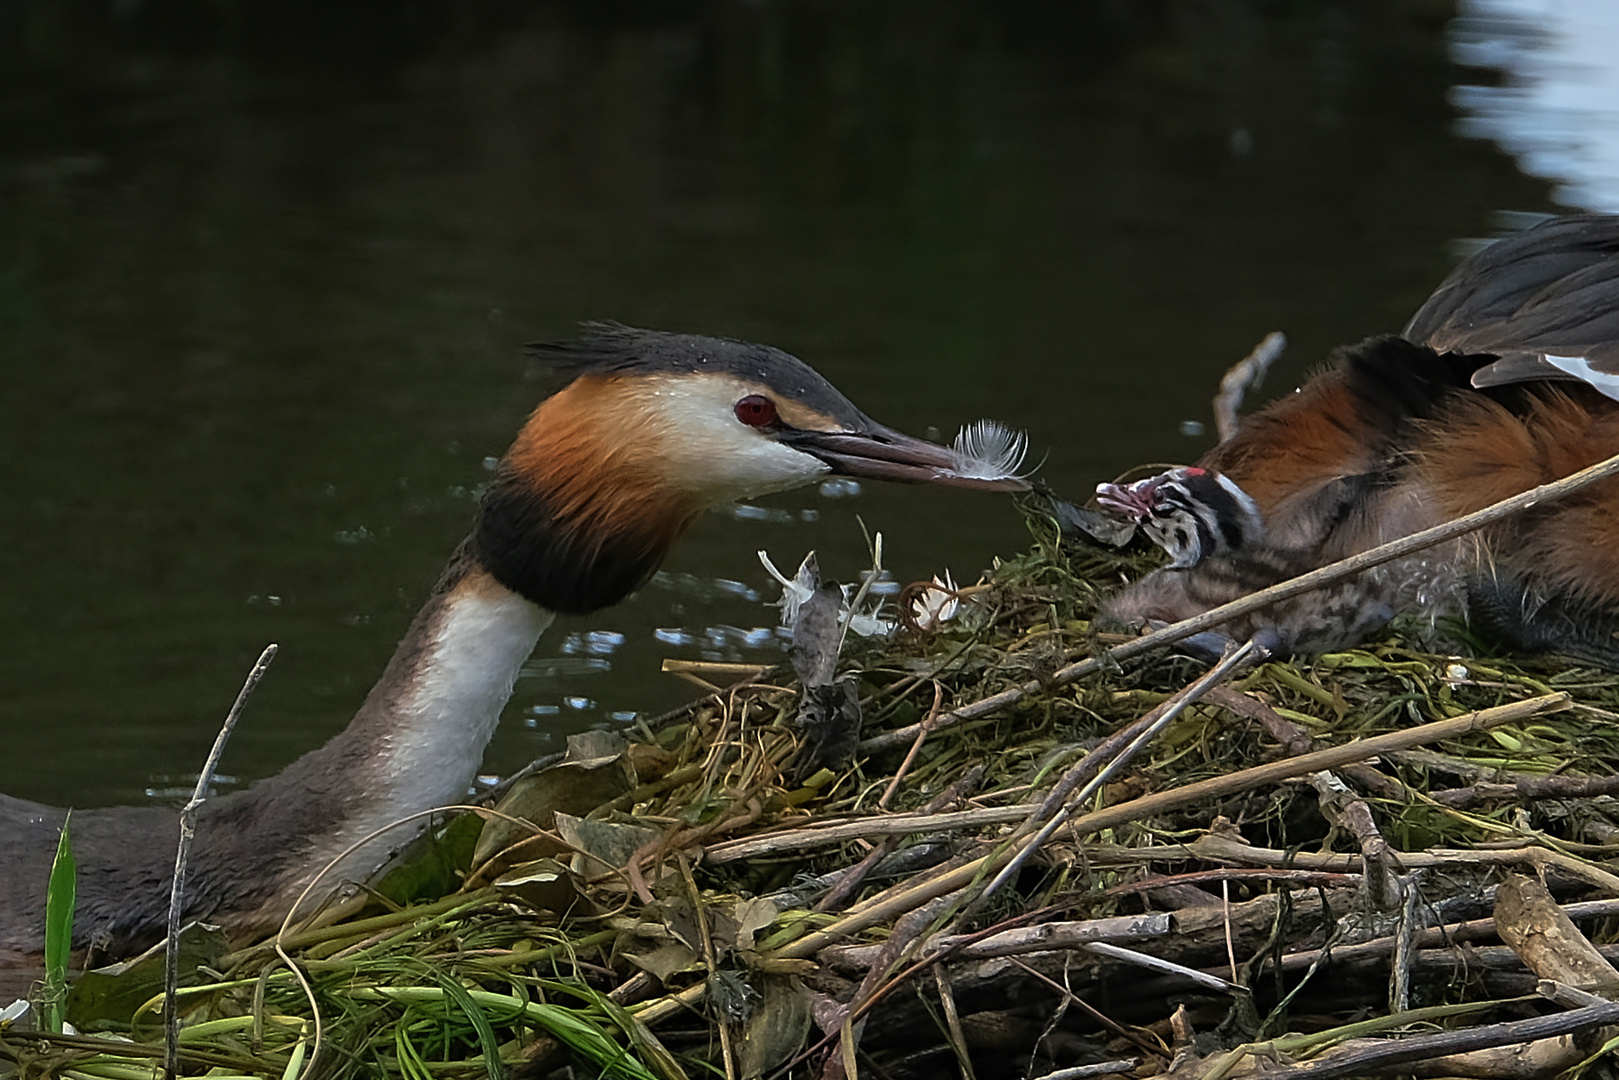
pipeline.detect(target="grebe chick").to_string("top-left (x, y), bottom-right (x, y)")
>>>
top-left (1092, 215), bottom-right (1619, 664)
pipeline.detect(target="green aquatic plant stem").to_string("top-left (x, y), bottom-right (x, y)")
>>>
top-left (0, 1028), bottom-right (281, 1073)
top-left (290, 927), bottom-right (616, 974)
top-left (1256, 663), bottom-right (1343, 711)
top-left (324, 893), bottom-right (512, 964)
top-left (601, 764), bottom-right (706, 815)
top-left (227, 887), bottom-right (501, 962)
top-left (348, 986), bottom-right (660, 1080)
top-left (1200, 996), bottom-right (1523, 1080)
top-left (437, 928), bottom-right (618, 971)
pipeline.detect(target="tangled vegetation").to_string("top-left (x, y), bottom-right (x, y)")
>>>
top-left (9, 505), bottom-right (1619, 1080)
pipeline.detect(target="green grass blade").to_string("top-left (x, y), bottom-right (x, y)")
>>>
top-left (433, 972), bottom-right (504, 1080)
top-left (395, 1020), bottom-right (433, 1080)
top-left (42, 810), bottom-right (76, 1033)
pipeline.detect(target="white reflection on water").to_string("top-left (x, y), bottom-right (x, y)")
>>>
top-left (1451, 0), bottom-right (1619, 211)
top-left (519, 656), bottom-right (612, 679)
top-left (730, 503), bottom-right (797, 524)
top-left (559, 629), bottom-right (627, 656)
top-left (648, 570), bottom-right (762, 603)
top-left (653, 627), bottom-right (698, 647)
top-left (816, 478), bottom-right (863, 499)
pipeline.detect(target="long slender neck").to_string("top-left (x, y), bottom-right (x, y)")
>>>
top-left (199, 544), bottom-right (555, 922)
top-left (3, 543), bottom-right (558, 962)
top-left (323, 549), bottom-right (553, 830)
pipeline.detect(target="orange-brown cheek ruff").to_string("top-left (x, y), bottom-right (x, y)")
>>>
top-left (473, 377), bottom-right (704, 615)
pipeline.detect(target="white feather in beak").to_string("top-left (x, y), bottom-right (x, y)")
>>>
top-left (948, 420), bottom-right (1030, 484)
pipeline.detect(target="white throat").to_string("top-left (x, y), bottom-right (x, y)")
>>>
top-left (384, 586), bottom-right (554, 806)
top-left (310, 580), bottom-right (554, 883)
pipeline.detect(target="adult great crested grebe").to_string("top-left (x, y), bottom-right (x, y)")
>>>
top-left (1094, 214), bottom-right (1619, 664)
top-left (0, 323), bottom-right (1028, 979)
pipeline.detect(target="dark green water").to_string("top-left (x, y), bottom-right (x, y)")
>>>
top-left (0, 2), bottom-right (1560, 807)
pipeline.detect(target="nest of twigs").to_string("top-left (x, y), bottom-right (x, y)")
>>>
top-left (10, 505), bottom-right (1619, 1080)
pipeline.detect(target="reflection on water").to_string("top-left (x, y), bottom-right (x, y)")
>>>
top-left (648, 570), bottom-right (763, 604)
top-left (0, 2), bottom-right (1575, 807)
top-left (1451, 0), bottom-right (1619, 212)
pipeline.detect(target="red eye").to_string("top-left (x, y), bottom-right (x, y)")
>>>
top-left (734, 394), bottom-right (780, 429)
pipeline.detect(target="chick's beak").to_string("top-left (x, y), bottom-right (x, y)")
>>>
top-left (782, 423), bottom-right (1030, 493)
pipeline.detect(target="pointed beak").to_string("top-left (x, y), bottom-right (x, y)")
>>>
top-left (1094, 478), bottom-right (1163, 523)
top-left (782, 422), bottom-right (1031, 492)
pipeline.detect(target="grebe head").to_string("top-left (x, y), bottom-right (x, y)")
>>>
top-left (1095, 466), bottom-right (1264, 569)
top-left (474, 323), bottom-right (1030, 615)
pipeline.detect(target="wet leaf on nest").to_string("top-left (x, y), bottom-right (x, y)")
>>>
top-left (658, 896), bottom-right (704, 954)
top-left (372, 810), bottom-right (485, 905)
top-left (554, 812), bottom-right (662, 879)
top-left (619, 939), bottom-right (703, 982)
top-left (735, 975), bottom-right (813, 1076)
top-left (491, 856), bottom-right (588, 914)
top-left (708, 968), bottom-right (759, 1023)
top-left (709, 896), bottom-right (779, 952)
top-left (65, 922), bottom-right (227, 1030)
top-left (474, 732), bottom-right (637, 872)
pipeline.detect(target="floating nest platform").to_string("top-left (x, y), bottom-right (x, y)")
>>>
top-left (10, 509), bottom-right (1619, 1080)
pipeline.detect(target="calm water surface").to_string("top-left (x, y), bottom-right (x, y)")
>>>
top-left (0, 2), bottom-right (1574, 806)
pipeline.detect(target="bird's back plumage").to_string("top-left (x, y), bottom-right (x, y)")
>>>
top-left (1099, 216), bottom-right (1619, 665)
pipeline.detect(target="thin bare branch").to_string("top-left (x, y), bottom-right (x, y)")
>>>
top-left (166, 644), bottom-right (278, 1080)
